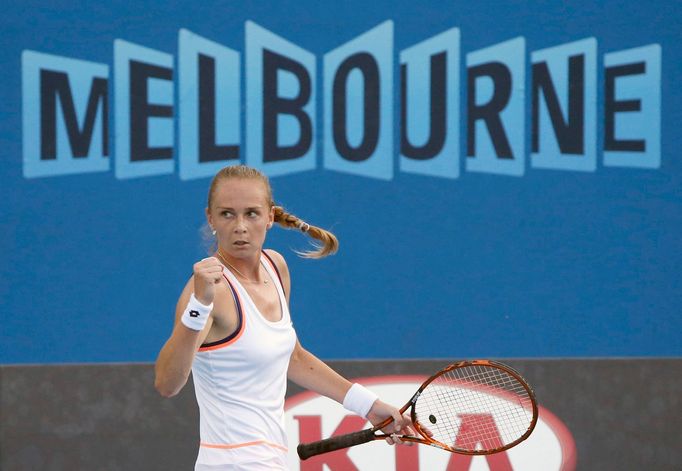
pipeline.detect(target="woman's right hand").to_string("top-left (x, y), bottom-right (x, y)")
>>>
top-left (192, 257), bottom-right (224, 305)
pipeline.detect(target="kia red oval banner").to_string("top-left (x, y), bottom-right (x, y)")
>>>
top-left (285, 376), bottom-right (576, 470)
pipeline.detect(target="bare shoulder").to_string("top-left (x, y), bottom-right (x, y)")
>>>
top-left (264, 248), bottom-right (289, 275)
top-left (264, 249), bottom-right (292, 300)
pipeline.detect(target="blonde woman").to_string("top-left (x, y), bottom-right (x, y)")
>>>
top-left (155, 165), bottom-right (412, 470)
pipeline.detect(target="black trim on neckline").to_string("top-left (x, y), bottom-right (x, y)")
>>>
top-left (199, 276), bottom-right (243, 348)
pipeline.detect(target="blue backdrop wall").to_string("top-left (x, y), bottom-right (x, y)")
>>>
top-left (1, 0), bottom-right (680, 363)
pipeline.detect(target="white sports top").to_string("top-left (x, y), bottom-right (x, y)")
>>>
top-left (191, 252), bottom-right (297, 468)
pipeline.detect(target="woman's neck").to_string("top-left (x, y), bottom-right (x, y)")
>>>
top-left (216, 247), bottom-right (265, 284)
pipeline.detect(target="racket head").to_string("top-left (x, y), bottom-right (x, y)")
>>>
top-left (410, 360), bottom-right (538, 455)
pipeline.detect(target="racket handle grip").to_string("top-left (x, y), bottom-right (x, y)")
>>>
top-left (297, 428), bottom-right (376, 460)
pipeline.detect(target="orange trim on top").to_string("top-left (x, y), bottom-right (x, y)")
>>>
top-left (200, 439), bottom-right (288, 453)
top-left (197, 275), bottom-right (246, 352)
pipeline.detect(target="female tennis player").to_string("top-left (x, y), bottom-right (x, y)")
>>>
top-left (154, 165), bottom-right (413, 470)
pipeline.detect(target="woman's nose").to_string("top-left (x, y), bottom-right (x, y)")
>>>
top-left (233, 217), bottom-right (247, 232)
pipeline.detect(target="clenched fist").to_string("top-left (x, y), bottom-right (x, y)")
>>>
top-left (193, 257), bottom-right (223, 305)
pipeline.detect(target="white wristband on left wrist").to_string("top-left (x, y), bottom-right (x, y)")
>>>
top-left (343, 383), bottom-right (378, 419)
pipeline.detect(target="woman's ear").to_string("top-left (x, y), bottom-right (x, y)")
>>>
top-left (268, 206), bottom-right (275, 229)
top-left (205, 207), bottom-right (214, 232)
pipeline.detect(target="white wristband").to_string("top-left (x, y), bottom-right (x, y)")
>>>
top-left (180, 294), bottom-right (213, 331)
top-left (343, 383), bottom-right (378, 419)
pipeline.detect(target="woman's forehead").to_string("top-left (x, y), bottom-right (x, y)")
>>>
top-left (212, 177), bottom-right (270, 205)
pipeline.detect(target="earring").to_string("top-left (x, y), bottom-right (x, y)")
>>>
top-left (211, 227), bottom-right (216, 236)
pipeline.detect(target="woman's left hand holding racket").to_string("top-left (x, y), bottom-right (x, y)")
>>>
top-left (367, 400), bottom-right (416, 445)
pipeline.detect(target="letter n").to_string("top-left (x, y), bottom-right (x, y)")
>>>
top-left (530, 38), bottom-right (597, 172)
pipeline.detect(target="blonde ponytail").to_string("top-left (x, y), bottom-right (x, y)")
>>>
top-left (273, 206), bottom-right (338, 258)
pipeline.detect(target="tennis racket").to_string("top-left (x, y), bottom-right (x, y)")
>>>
top-left (297, 360), bottom-right (538, 460)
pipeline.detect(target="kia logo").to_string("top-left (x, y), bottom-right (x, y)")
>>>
top-left (285, 375), bottom-right (576, 470)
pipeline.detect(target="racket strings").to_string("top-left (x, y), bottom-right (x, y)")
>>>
top-left (414, 365), bottom-right (534, 453)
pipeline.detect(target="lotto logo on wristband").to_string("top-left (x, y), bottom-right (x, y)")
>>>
top-left (181, 294), bottom-right (213, 331)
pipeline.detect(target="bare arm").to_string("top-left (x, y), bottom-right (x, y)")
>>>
top-left (269, 249), bottom-right (413, 440)
top-left (287, 340), bottom-right (353, 403)
top-left (288, 339), bottom-right (413, 440)
top-left (263, 250), bottom-right (352, 402)
top-left (154, 257), bottom-right (224, 397)
top-left (154, 286), bottom-right (213, 397)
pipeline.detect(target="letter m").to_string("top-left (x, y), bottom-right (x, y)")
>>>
top-left (22, 51), bottom-right (109, 178)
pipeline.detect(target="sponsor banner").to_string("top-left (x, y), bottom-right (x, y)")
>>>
top-left (285, 376), bottom-right (576, 470)
top-left (20, 23), bottom-right (661, 180)
top-left (1, 359), bottom-right (679, 470)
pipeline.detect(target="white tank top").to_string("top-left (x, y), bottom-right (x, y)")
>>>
top-left (191, 252), bottom-right (297, 467)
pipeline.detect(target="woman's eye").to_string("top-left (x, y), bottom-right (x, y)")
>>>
top-left (222, 211), bottom-right (233, 218)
